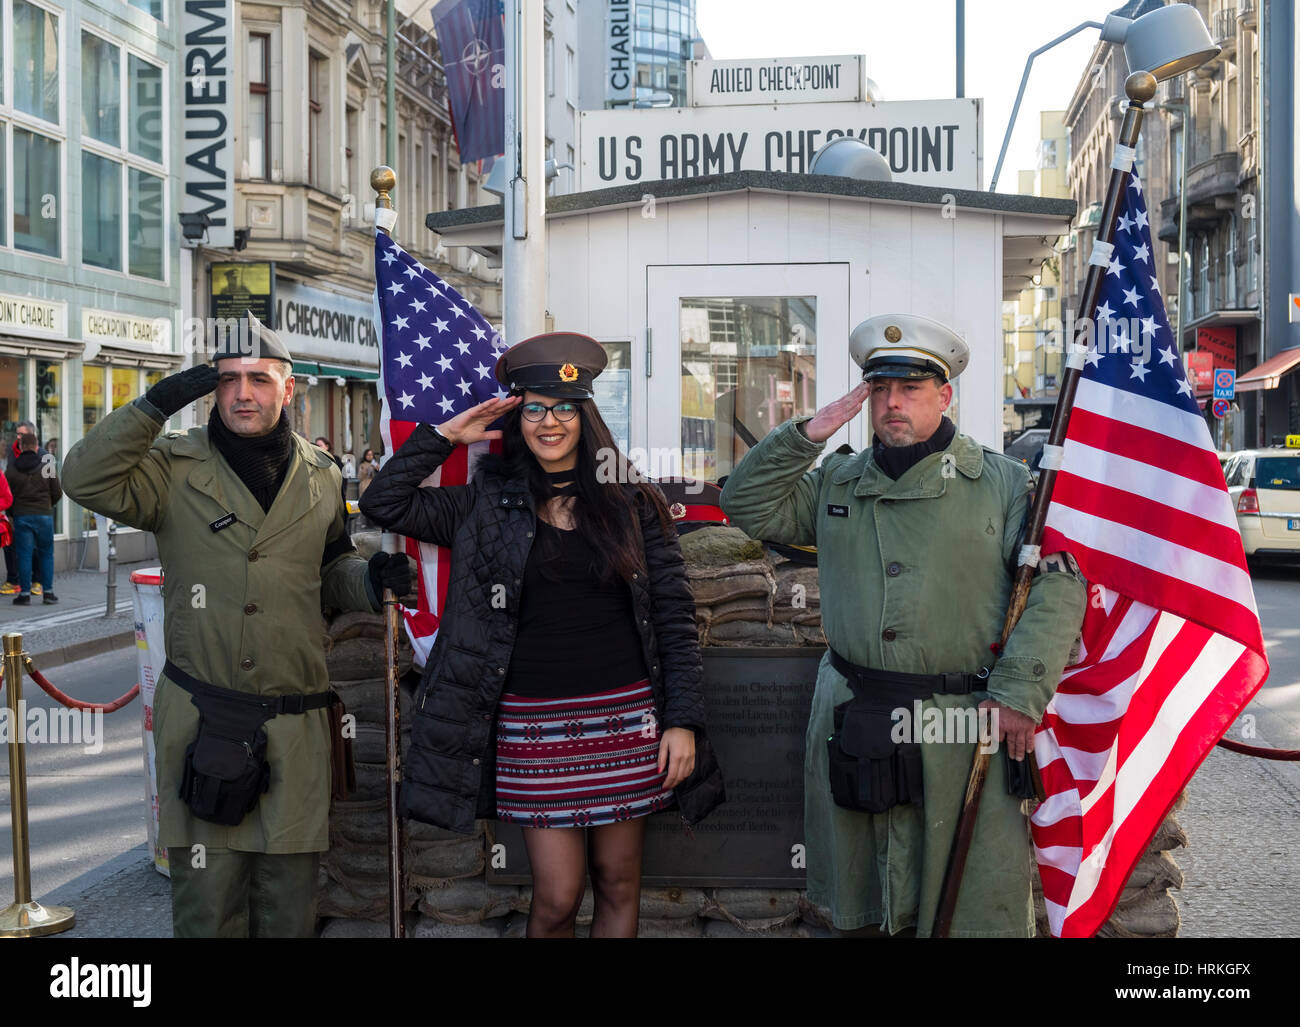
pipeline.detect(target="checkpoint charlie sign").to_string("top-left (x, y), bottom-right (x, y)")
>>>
top-left (689, 55), bottom-right (864, 107)
top-left (579, 98), bottom-right (982, 191)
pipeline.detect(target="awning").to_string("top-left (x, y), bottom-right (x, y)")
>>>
top-left (291, 361), bottom-right (379, 382)
top-left (1235, 347), bottom-right (1300, 393)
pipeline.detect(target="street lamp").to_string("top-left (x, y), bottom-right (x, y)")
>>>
top-left (990, 3), bottom-right (1219, 191)
top-left (1158, 95), bottom-right (1190, 355)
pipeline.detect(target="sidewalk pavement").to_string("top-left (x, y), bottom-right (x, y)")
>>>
top-left (0, 558), bottom-right (159, 670)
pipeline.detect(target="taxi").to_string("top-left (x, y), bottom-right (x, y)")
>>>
top-left (1224, 436), bottom-right (1300, 561)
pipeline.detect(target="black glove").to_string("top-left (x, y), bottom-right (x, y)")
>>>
top-left (367, 552), bottom-right (412, 601)
top-left (143, 364), bottom-right (220, 417)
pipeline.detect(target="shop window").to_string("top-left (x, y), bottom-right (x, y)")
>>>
top-left (35, 358), bottom-right (60, 533)
top-left (0, 356), bottom-right (27, 448)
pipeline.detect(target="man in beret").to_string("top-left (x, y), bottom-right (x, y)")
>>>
top-left (721, 313), bottom-right (1085, 937)
top-left (62, 311), bottom-right (409, 937)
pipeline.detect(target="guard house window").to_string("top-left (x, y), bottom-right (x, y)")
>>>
top-left (308, 51), bottom-right (325, 187)
top-left (247, 34), bottom-right (270, 180)
top-left (679, 296), bottom-right (817, 480)
top-left (78, 30), bottom-right (166, 279)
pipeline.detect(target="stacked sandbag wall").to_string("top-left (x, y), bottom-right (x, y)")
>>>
top-left (318, 528), bottom-right (1185, 938)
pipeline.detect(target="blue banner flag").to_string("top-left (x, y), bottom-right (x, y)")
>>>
top-left (432, 0), bottom-right (505, 163)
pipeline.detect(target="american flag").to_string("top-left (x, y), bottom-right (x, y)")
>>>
top-left (1031, 175), bottom-right (1270, 937)
top-left (373, 230), bottom-right (506, 665)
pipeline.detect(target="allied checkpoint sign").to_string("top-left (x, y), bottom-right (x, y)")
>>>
top-left (689, 55), bottom-right (865, 107)
top-left (579, 98), bottom-right (983, 191)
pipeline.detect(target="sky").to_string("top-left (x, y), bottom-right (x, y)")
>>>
top-left (695, 0), bottom-right (1121, 193)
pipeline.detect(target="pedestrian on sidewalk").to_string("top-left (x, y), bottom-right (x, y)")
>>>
top-left (2, 422), bottom-right (40, 596)
top-left (5, 431), bottom-right (60, 605)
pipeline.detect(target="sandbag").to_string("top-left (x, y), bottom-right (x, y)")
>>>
top-left (680, 526), bottom-right (766, 568)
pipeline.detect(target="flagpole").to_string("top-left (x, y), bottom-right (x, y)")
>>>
top-left (933, 71), bottom-right (1158, 938)
top-left (371, 164), bottom-right (407, 940)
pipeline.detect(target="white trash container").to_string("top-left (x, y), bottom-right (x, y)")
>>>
top-left (130, 567), bottom-right (168, 877)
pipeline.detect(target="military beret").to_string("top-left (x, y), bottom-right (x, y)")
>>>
top-left (210, 309), bottom-right (293, 365)
top-left (494, 331), bottom-right (608, 399)
top-left (849, 313), bottom-right (969, 382)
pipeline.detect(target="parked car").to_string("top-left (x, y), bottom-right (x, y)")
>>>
top-left (1004, 428), bottom-right (1049, 476)
top-left (1223, 441), bottom-right (1300, 562)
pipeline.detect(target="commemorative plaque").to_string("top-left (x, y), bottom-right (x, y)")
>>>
top-left (486, 647), bottom-right (822, 888)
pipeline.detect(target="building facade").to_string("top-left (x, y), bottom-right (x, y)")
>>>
top-left (1003, 111), bottom-right (1070, 438)
top-left (0, 0), bottom-right (183, 566)
top-left (1063, 0), bottom-right (1295, 448)
top-left (189, 0), bottom-right (502, 469)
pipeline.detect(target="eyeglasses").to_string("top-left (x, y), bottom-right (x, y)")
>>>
top-left (521, 401), bottom-right (580, 423)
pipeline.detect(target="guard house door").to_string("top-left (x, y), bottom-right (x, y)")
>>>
top-left (646, 263), bottom-right (852, 483)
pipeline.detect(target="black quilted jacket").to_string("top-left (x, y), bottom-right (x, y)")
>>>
top-left (359, 424), bottom-right (725, 835)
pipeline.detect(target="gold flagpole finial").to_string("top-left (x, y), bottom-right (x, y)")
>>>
top-left (371, 165), bottom-right (396, 208)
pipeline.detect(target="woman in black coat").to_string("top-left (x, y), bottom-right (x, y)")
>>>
top-left (360, 333), bottom-right (722, 938)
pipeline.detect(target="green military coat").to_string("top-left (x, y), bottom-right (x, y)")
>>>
top-left (62, 399), bottom-right (375, 854)
top-left (721, 419), bottom-right (1086, 936)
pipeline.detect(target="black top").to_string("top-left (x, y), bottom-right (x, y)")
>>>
top-left (503, 519), bottom-right (648, 698)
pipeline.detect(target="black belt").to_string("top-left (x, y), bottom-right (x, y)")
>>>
top-left (163, 660), bottom-right (336, 716)
top-left (828, 648), bottom-right (988, 702)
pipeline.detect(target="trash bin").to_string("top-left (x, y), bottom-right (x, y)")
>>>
top-left (130, 567), bottom-right (168, 876)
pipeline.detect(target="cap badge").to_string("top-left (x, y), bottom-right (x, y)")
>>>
top-left (669, 502), bottom-right (687, 520)
top-left (884, 325), bottom-right (902, 343)
top-left (559, 362), bottom-right (579, 383)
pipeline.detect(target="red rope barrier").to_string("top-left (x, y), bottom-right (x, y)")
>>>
top-left (1216, 737), bottom-right (1300, 762)
top-left (23, 657), bottom-right (139, 713)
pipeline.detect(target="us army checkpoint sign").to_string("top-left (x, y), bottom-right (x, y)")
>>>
top-left (579, 98), bottom-right (982, 191)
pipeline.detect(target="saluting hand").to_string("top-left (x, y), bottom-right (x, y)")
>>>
top-left (801, 382), bottom-right (871, 443)
top-left (434, 395), bottom-right (521, 446)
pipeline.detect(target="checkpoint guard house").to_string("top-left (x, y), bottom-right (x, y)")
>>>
top-left (425, 169), bottom-right (1074, 476)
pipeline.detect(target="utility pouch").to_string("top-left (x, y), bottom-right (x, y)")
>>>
top-left (1003, 746), bottom-right (1039, 800)
top-left (165, 660), bottom-right (337, 827)
top-left (826, 700), bottom-right (924, 814)
top-left (179, 698), bottom-right (273, 826)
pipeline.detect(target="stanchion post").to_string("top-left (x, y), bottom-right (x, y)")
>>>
top-left (105, 520), bottom-right (118, 617)
top-left (0, 632), bottom-right (75, 936)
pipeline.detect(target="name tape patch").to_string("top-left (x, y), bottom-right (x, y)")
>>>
top-left (827, 504), bottom-right (850, 518)
top-left (209, 512), bottom-right (238, 533)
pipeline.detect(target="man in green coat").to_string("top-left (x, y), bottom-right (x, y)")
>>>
top-left (62, 313), bottom-right (408, 937)
top-left (720, 313), bottom-right (1086, 937)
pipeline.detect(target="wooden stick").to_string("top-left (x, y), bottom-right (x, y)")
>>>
top-left (371, 164), bottom-right (407, 940)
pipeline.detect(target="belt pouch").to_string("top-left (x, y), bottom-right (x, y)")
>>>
top-left (179, 694), bottom-right (274, 826)
top-left (826, 700), bottom-right (923, 814)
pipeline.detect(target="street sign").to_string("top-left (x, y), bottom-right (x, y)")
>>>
top-left (1212, 398), bottom-right (1230, 419)
top-left (1213, 368), bottom-right (1236, 399)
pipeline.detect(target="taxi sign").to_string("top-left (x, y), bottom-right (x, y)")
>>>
top-left (1213, 368), bottom-right (1235, 399)
top-left (1211, 398), bottom-right (1230, 419)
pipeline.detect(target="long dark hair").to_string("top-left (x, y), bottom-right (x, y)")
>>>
top-left (489, 397), bottom-right (674, 581)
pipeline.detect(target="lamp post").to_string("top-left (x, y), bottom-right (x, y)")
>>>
top-left (1158, 95), bottom-right (1191, 355)
top-left (936, 0), bottom-right (1220, 938)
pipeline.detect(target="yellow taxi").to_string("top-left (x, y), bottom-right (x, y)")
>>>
top-left (1224, 436), bottom-right (1300, 562)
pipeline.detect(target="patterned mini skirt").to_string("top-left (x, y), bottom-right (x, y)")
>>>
top-left (495, 680), bottom-right (674, 829)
